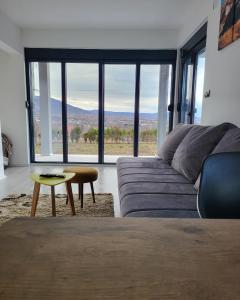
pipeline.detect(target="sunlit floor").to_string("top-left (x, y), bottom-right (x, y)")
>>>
top-left (0, 164), bottom-right (121, 217)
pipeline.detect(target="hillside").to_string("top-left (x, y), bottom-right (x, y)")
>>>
top-left (33, 96), bottom-right (158, 120)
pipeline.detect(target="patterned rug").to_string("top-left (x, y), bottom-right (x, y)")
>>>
top-left (0, 193), bottom-right (114, 225)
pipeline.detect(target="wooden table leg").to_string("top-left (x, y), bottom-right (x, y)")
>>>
top-left (51, 186), bottom-right (56, 217)
top-left (31, 182), bottom-right (41, 217)
top-left (66, 196), bottom-right (69, 205)
top-left (66, 182), bottom-right (76, 216)
top-left (78, 183), bottom-right (81, 200)
top-left (90, 182), bottom-right (96, 203)
top-left (80, 183), bottom-right (84, 209)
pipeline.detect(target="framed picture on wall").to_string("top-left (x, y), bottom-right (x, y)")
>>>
top-left (218, 0), bottom-right (235, 50)
top-left (234, 0), bottom-right (240, 40)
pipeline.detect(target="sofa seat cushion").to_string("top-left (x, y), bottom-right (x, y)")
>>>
top-left (117, 157), bottom-right (197, 218)
top-left (120, 181), bottom-right (197, 200)
top-left (172, 123), bottom-right (235, 183)
top-left (126, 210), bottom-right (199, 218)
top-left (157, 124), bottom-right (194, 164)
top-left (118, 157), bottom-right (187, 190)
top-left (120, 192), bottom-right (197, 217)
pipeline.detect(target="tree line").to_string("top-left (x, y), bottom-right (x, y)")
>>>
top-left (70, 126), bottom-right (157, 144)
top-left (35, 125), bottom-right (157, 144)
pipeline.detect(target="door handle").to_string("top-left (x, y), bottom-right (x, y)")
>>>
top-left (168, 104), bottom-right (174, 112)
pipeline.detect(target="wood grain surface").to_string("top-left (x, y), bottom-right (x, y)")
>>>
top-left (0, 217), bottom-right (240, 300)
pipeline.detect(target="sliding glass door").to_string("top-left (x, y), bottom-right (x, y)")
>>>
top-left (66, 63), bottom-right (99, 163)
top-left (139, 65), bottom-right (172, 156)
top-left (180, 51), bottom-right (206, 124)
top-left (194, 50), bottom-right (206, 125)
top-left (31, 62), bottom-right (63, 162)
top-left (179, 23), bottom-right (207, 124)
top-left (180, 58), bottom-right (194, 124)
top-left (26, 49), bottom-right (176, 164)
top-left (104, 65), bottom-right (136, 163)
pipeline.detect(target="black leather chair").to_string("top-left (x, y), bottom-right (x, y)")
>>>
top-left (198, 152), bottom-right (240, 219)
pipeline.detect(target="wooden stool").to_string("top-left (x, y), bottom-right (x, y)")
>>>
top-left (64, 167), bottom-right (98, 208)
top-left (31, 173), bottom-right (76, 217)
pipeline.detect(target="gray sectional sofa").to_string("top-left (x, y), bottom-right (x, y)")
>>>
top-left (117, 123), bottom-right (240, 218)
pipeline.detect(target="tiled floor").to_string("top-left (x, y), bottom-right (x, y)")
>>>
top-left (0, 164), bottom-right (121, 217)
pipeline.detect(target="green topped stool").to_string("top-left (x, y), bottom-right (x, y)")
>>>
top-left (64, 167), bottom-right (98, 209)
top-left (31, 173), bottom-right (76, 217)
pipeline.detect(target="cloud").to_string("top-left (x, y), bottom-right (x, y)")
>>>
top-left (35, 62), bottom-right (172, 113)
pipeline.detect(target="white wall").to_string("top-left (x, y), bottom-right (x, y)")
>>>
top-left (0, 51), bottom-right (29, 166)
top-left (202, 3), bottom-right (240, 127)
top-left (22, 28), bottom-right (179, 49)
top-left (178, 0), bottom-right (212, 47)
top-left (0, 9), bottom-right (28, 166)
top-left (0, 9), bottom-right (22, 54)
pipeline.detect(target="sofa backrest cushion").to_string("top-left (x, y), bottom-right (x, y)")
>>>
top-left (172, 123), bottom-right (235, 183)
top-left (212, 127), bottom-right (240, 154)
top-left (158, 124), bottom-right (194, 164)
top-left (194, 124), bottom-right (238, 190)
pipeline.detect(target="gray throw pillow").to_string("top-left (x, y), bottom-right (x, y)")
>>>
top-left (172, 123), bottom-right (235, 183)
top-left (212, 127), bottom-right (240, 153)
top-left (158, 124), bottom-right (194, 164)
top-left (194, 125), bottom-right (238, 190)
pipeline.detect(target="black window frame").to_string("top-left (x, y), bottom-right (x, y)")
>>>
top-left (178, 23), bottom-right (208, 124)
top-left (25, 48), bottom-right (177, 164)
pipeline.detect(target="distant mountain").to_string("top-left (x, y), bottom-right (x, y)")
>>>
top-left (33, 96), bottom-right (157, 120)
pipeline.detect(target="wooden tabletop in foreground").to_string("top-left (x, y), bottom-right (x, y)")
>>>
top-left (0, 217), bottom-right (240, 300)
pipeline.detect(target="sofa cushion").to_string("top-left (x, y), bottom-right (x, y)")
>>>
top-left (194, 125), bottom-right (239, 191)
top-left (126, 210), bottom-right (199, 218)
top-left (117, 157), bottom-right (198, 218)
top-left (172, 123), bottom-right (235, 183)
top-left (212, 127), bottom-right (240, 153)
top-left (117, 157), bottom-right (188, 192)
top-left (158, 124), bottom-right (194, 164)
top-left (120, 188), bottom-right (197, 217)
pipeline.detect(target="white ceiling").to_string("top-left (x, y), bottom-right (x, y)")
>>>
top-left (0, 0), bottom-right (194, 30)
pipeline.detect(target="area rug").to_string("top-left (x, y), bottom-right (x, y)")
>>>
top-left (0, 193), bottom-right (114, 225)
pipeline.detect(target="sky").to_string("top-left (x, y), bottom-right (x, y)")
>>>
top-left (33, 62), bottom-right (172, 113)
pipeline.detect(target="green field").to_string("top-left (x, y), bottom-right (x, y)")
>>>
top-left (35, 142), bottom-right (157, 157)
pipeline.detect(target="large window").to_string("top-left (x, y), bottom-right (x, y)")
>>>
top-left (26, 49), bottom-right (176, 164)
top-left (179, 23), bottom-right (207, 124)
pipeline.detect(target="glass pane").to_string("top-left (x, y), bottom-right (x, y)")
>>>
top-left (181, 58), bottom-right (193, 124)
top-left (31, 62), bottom-right (63, 162)
top-left (194, 50), bottom-right (206, 124)
top-left (139, 65), bottom-right (172, 156)
top-left (66, 63), bottom-right (99, 163)
top-left (104, 65), bottom-right (136, 163)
